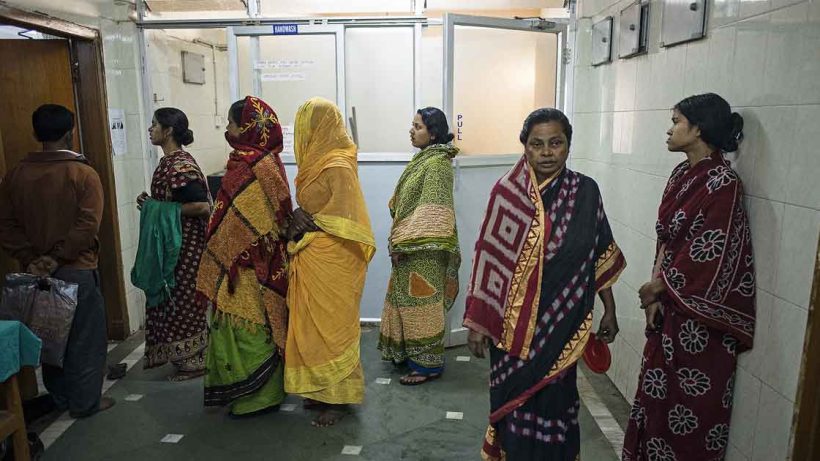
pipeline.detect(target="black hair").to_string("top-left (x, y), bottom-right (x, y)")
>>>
top-left (674, 93), bottom-right (744, 152)
top-left (229, 99), bottom-right (245, 125)
top-left (32, 104), bottom-right (74, 142)
top-left (154, 107), bottom-right (194, 146)
top-left (416, 107), bottom-right (455, 144)
top-left (519, 108), bottom-right (573, 148)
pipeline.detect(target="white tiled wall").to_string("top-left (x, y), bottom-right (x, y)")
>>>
top-left (99, 15), bottom-right (152, 334)
top-left (573, 0), bottom-right (820, 459)
top-left (146, 29), bottom-right (231, 175)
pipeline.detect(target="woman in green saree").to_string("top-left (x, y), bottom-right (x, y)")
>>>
top-left (378, 107), bottom-right (461, 385)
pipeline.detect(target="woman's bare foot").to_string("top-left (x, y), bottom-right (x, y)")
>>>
top-left (312, 404), bottom-right (348, 427)
top-left (168, 369), bottom-right (206, 382)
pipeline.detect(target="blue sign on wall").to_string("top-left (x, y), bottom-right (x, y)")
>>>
top-left (273, 24), bottom-right (299, 35)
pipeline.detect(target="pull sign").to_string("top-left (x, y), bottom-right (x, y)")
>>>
top-left (273, 24), bottom-right (299, 35)
top-left (456, 114), bottom-right (464, 141)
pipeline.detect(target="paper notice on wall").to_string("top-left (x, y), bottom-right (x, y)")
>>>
top-left (108, 109), bottom-right (127, 156)
top-left (254, 60), bottom-right (314, 70)
top-left (281, 125), bottom-right (294, 155)
top-left (261, 72), bottom-right (306, 82)
top-left (277, 60), bottom-right (300, 69)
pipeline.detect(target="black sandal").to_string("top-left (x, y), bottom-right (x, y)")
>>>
top-left (106, 363), bottom-right (127, 380)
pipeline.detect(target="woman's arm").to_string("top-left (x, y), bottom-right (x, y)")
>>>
top-left (597, 287), bottom-right (619, 343)
top-left (172, 181), bottom-right (212, 218)
top-left (181, 202), bottom-right (211, 218)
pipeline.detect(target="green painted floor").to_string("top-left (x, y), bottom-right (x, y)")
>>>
top-left (39, 328), bottom-right (629, 461)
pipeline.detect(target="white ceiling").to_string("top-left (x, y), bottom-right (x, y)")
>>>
top-left (145, 0), bottom-right (564, 14)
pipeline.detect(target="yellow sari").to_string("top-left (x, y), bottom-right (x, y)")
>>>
top-left (284, 97), bottom-right (375, 404)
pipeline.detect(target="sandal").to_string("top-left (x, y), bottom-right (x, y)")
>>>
top-left (106, 363), bottom-right (127, 380)
top-left (399, 371), bottom-right (442, 386)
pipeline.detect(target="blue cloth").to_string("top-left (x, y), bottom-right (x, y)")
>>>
top-left (131, 200), bottom-right (182, 308)
top-left (0, 320), bottom-right (42, 382)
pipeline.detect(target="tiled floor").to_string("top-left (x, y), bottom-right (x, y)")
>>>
top-left (35, 328), bottom-right (630, 461)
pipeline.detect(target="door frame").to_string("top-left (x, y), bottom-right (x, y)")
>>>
top-left (0, 5), bottom-right (130, 340)
top-left (792, 232), bottom-right (820, 459)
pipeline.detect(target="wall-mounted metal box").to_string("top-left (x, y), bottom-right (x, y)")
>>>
top-left (660, 0), bottom-right (707, 48)
top-left (182, 51), bottom-right (206, 85)
top-left (619, 1), bottom-right (650, 58)
top-left (591, 17), bottom-right (613, 66)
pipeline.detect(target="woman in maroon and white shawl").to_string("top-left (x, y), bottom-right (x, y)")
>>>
top-left (623, 93), bottom-right (756, 461)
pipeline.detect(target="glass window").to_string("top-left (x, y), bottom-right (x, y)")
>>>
top-left (345, 27), bottom-right (414, 153)
top-left (453, 27), bottom-right (557, 155)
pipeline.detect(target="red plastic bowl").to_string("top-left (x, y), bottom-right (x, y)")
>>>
top-left (583, 332), bottom-right (611, 374)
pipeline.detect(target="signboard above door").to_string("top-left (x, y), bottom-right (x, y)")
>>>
top-left (273, 24), bottom-right (299, 35)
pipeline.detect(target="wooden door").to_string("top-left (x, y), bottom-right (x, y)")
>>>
top-left (0, 40), bottom-right (75, 282)
top-left (0, 125), bottom-right (17, 281)
top-left (0, 40), bottom-right (77, 170)
top-left (792, 233), bottom-right (820, 460)
top-left (0, 38), bottom-right (130, 339)
top-left (73, 39), bottom-right (129, 339)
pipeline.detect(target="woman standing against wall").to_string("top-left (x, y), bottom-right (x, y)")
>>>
top-left (378, 107), bottom-right (461, 385)
top-left (138, 108), bottom-right (211, 381)
top-left (622, 93), bottom-right (756, 460)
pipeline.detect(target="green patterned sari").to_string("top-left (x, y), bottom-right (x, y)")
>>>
top-left (377, 144), bottom-right (461, 373)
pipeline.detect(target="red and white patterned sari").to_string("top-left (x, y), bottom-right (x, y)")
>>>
top-left (144, 150), bottom-right (209, 372)
top-left (623, 151), bottom-right (756, 461)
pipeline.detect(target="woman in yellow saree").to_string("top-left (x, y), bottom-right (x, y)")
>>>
top-left (284, 97), bottom-right (375, 427)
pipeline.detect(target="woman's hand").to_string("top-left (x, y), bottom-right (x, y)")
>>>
top-left (639, 278), bottom-right (665, 307)
top-left (596, 311), bottom-right (619, 343)
top-left (390, 252), bottom-right (404, 266)
top-left (279, 218), bottom-right (291, 239)
top-left (136, 192), bottom-right (150, 210)
top-left (467, 329), bottom-right (492, 359)
top-left (288, 208), bottom-right (320, 240)
top-left (644, 302), bottom-right (663, 331)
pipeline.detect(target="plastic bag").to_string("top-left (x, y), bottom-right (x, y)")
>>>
top-left (0, 273), bottom-right (78, 368)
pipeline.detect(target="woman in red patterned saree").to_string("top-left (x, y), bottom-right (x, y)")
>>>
top-left (464, 108), bottom-right (626, 460)
top-left (139, 108), bottom-right (211, 381)
top-left (622, 93), bottom-right (755, 461)
top-left (197, 97), bottom-right (293, 417)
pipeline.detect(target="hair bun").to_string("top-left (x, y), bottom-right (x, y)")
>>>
top-left (181, 129), bottom-right (194, 146)
top-left (445, 133), bottom-right (455, 143)
top-left (723, 112), bottom-right (743, 152)
top-left (730, 113), bottom-right (744, 138)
